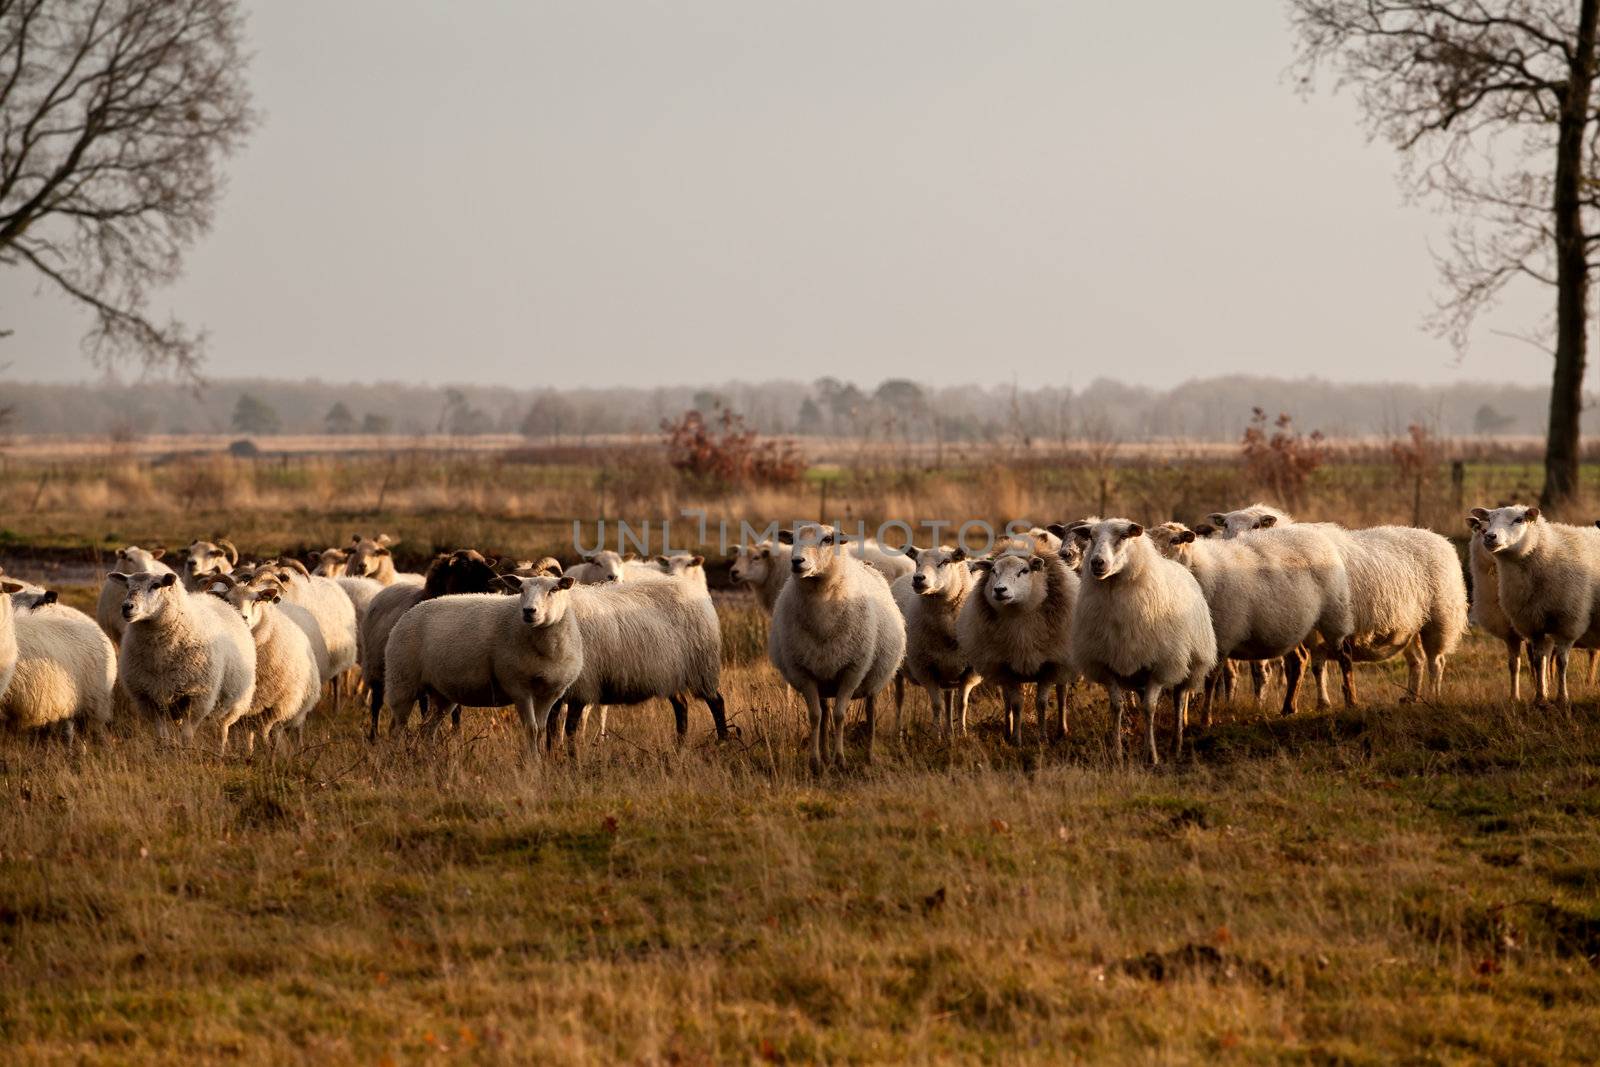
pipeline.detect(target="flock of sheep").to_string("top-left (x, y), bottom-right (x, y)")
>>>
top-left (0, 502), bottom-right (1590, 767)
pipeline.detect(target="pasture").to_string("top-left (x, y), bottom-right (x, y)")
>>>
top-left (0, 445), bottom-right (1597, 1063)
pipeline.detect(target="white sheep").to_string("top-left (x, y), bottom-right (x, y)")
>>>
top-left (383, 575), bottom-right (584, 748)
top-left (729, 541), bottom-right (792, 612)
top-left (549, 575), bottom-right (728, 748)
top-left (95, 546), bottom-right (174, 644)
top-left (1466, 513), bottom-right (1537, 700)
top-left (343, 533), bottom-right (421, 586)
top-left (0, 580), bottom-right (117, 737)
top-left (1147, 522), bottom-right (1353, 718)
top-left (566, 549), bottom-right (627, 585)
top-left (179, 539), bottom-right (239, 592)
top-left (1211, 506), bottom-right (1468, 704)
top-left (1472, 505), bottom-right (1600, 707)
top-left (334, 575), bottom-right (386, 634)
top-left (957, 551), bottom-right (1077, 743)
top-left (899, 546), bottom-right (982, 736)
top-left (1070, 519), bottom-right (1217, 764)
top-left (110, 570), bottom-right (256, 750)
top-left (252, 559), bottom-right (355, 689)
top-left (360, 549), bottom-right (505, 739)
top-left (208, 577), bottom-right (321, 750)
top-left (769, 524), bottom-right (905, 769)
top-left (308, 547), bottom-right (349, 577)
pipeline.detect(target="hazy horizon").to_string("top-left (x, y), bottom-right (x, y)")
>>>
top-left (0, 2), bottom-right (1564, 389)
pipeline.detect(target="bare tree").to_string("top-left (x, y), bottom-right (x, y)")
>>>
top-left (0, 0), bottom-right (254, 376)
top-left (1290, 0), bottom-right (1599, 513)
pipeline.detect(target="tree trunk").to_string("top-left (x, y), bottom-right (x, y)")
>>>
top-left (1542, 0), bottom-right (1600, 515)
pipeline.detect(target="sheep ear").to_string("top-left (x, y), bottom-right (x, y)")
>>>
top-left (375, 547), bottom-right (390, 556)
top-left (38, 590), bottom-right (57, 606)
top-left (1126, 524), bottom-right (1144, 539)
top-left (556, 576), bottom-right (576, 590)
top-left (351, 533), bottom-right (363, 544)
top-left (377, 534), bottom-right (395, 547)
top-left (0, 579), bottom-right (25, 594)
top-left (108, 572), bottom-right (129, 584)
top-left (150, 548), bottom-right (166, 560)
top-left (905, 546), bottom-right (919, 561)
top-left (1206, 513), bottom-right (1227, 527)
top-left (777, 530), bottom-right (794, 545)
top-left (1177, 529), bottom-right (1196, 544)
top-left (1194, 523), bottom-right (1216, 538)
top-left (1526, 507), bottom-right (1541, 521)
top-left (690, 555), bottom-right (705, 567)
top-left (1045, 523), bottom-right (1068, 539)
top-left (1467, 516), bottom-right (1483, 531)
top-left (1028, 556), bottom-right (1044, 571)
top-left (157, 573), bottom-right (178, 588)
top-left (1469, 506), bottom-right (1490, 520)
top-left (498, 575), bottom-right (523, 592)
top-left (1256, 515), bottom-right (1278, 530)
top-left (949, 547), bottom-right (966, 562)
top-left (307, 551), bottom-right (322, 564)
top-left (970, 559), bottom-right (993, 573)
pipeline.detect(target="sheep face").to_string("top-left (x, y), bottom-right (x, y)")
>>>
top-left (975, 553), bottom-right (1048, 609)
top-left (729, 544), bottom-right (776, 586)
top-left (1146, 522), bottom-right (1197, 561)
top-left (1474, 505), bottom-right (1540, 554)
top-left (309, 548), bottom-right (349, 577)
top-left (910, 546), bottom-right (967, 595)
top-left (183, 539), bottom-right (237, 582)
top-left (218, 582), bottom-right (282, 632)
top-left (111, 571), bottom-right (181, 622)
top-left (345, 534), bottom-right (397, 579)
top-left (655, 553), bottom-right (705, 578)
top-left (505, 574), bottom-right (576, 626)
top-left (1079, 520), bottom-right (1145, 581)
top-left (443, 549), bottom-right (500, 593)
top-left (1209, 505), bottom-right (1284, 538)
top-left (583, 550), bottom-right (625, 584)
top-left (116, 546), bottom-right (166, 570)
top-left (783, 524), bottom-right (844, 581)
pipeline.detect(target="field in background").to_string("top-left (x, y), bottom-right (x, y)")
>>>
top-left (0, 449), bottom-right (1598, 1062)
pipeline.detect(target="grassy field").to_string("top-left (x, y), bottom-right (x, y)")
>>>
top-left (1, 583), bottom-right (1598, 1064)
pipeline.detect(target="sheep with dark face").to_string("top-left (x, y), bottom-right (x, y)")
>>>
top-left (769, 524), bottom-right (905, 770)
top-left (956, 551), bottom-right (1076, 743)
top-left (1069, 519), bottom-right (1216, 764)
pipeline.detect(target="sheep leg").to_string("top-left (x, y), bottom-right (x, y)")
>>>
top-left (1337, 640), bottom-right (1358, 707)
top-left (861, 693), bottom-right (876, 765)
top-left (1280, 647), bottom-right (1307, 717)
top-left (1506, 637), bottom-right (1523, 702)
top-left (959, 675), bottom-right (980, 737)
top-left (367, 683), bottom-right (384, 743)
top-left (801, 684), bottom-right (825, 773)
top-left (1143, 682), bottom-right (1163, 766)
top-left (1172, 687), bottom-right (1189, 761)
top-left (1250, 661), bottom-right (1269, 707)
top-left (1530, 642), bottom-right (1552, 706)
top-left (926, 684), bottom-right (946, 738)
top-left (1034, 684), bottom-right (1051, 745)
top-left (1108, 682), bottom-right (1125, 765)
top-left (1054, 683), bottom-right (1068, 738)
top-left (704, 692), bottom-right (729, 740)
top-left (1220, 660), bottom-right (1237, 705)
top-left (1554, 645), bottom-right (1573, 710)
top-left (1401, 637), bottom-right (1425, 702)
top-left (1589, 649), bottom-right (1599, 686)
top-left (512, 695), bottom-right (541, 751)
top-left (1004, 685), bottom-right (1025, 745)
top-left (669, 695), bottom-right (690, 741)
top-left (893, 671), bottom-right (905, 737)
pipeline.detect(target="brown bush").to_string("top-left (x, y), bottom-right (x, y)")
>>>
top-left (660, 408), bottom-right (806, 488)
top-left (1240, 408), bottom-right (1326, 505)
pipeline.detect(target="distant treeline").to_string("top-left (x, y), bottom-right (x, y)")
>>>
top-left (0, 375), bottom-right (1581, 442)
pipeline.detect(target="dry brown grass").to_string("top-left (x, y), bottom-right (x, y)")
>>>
top-left (1, 588), bottom-right (1598, 1063)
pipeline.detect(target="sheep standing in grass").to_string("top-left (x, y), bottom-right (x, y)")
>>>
top-left (361, 549), bottom-right (503, 739)
top-left (111, 571), bottom-right (255, 749)
top-left (1147, 522), bottom-right (1352, 719)
top-left (207, 576), bottom-right (321, 750)
top-left (257, 559), bottom-right (357, 691)
top-left (95, 546), bottom-right (173, 644)
top-left (730, 541), bottom-right (791, 612)
top-left (1212, 506), bottom-right (1468, 705)
top-left (1467, 513), bottom-right (1537, 700)
top-left (1472, 505), bottom-right (1600, 707)
top-left (769, 524), bottom-right (905, 770)
top-left (383, 574), bottom-right (584, 748)
top-left (179, 539), bottom-right (239, 592)
top-left (0, 580), bottom-right (117, 736)
top-left (1070, 520), bottom-right (1216, 764)
top-left (551, 576), bottom-right (728, 748)
top-left (956, 551), bottom-right (1076, 743)
top-left (898, 546), bottom-right (982, 736)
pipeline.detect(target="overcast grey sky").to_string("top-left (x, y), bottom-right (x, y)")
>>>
top-left (0, 1), bottom-right (1560, 388)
